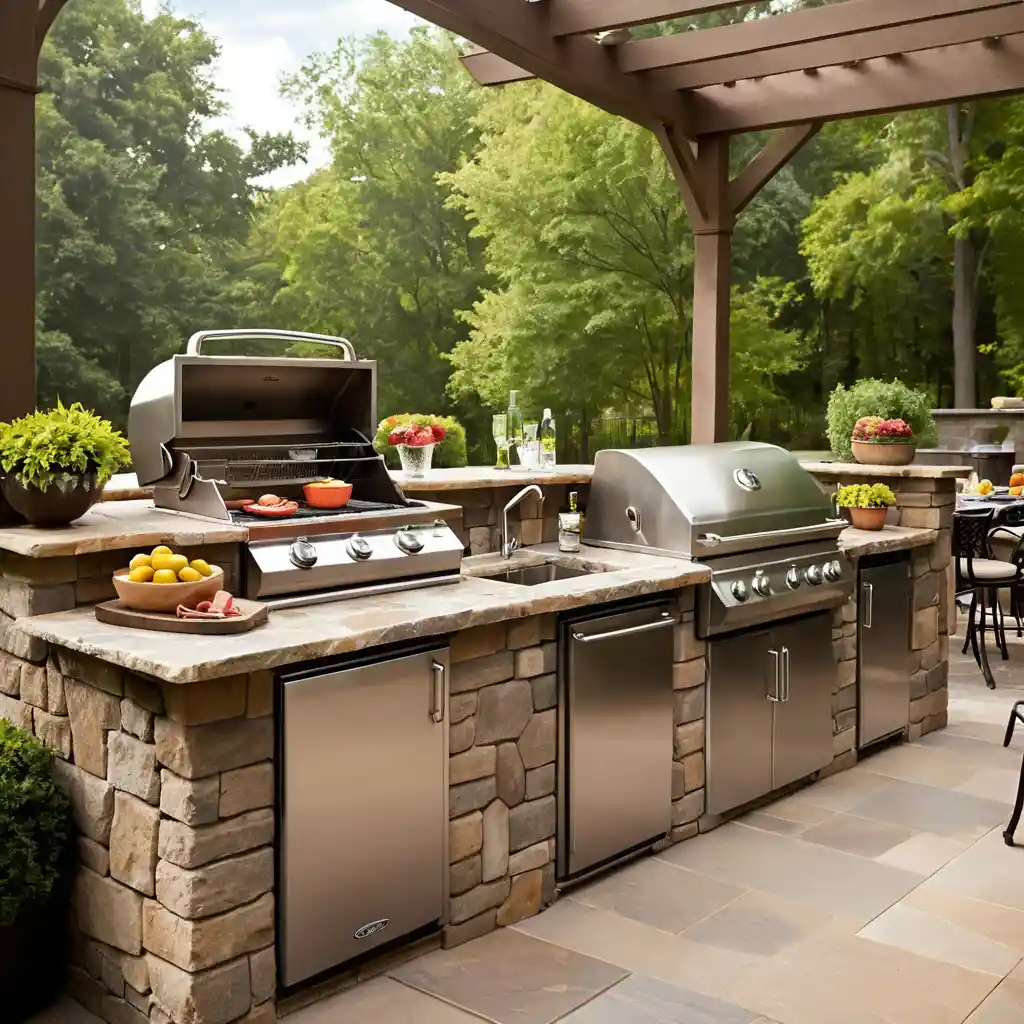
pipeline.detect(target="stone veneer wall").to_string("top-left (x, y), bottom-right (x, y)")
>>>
top-left (0, 635), bottom-right (276, 1024)
top-left (411, 485), bottom-right (592, 557)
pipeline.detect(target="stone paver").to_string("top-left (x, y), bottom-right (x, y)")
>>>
top-left (37, 636), bottom-right (1024, 1024)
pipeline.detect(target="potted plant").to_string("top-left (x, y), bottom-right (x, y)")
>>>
top-left (383, 421), bottom-right (446, 478)
top-left (0, 721), bottom-right (73, 1021)
top-left (0, 401), bottom-right (130, 526)
top-left (850, 416), bottom-right (917, 466)
top-left (826, 378), bottom-right (937, 462)
top-left (835, 483), bottom-right (897, 531)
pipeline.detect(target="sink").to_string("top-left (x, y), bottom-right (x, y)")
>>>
top-left (483, 563), bottom-right (596, 586)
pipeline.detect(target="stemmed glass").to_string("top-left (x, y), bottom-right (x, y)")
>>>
top-left (492, 414), bottom-right (509, 471)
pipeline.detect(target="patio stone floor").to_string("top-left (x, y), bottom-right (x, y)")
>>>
top-left (39, 636), bottom-right (1024, 1024)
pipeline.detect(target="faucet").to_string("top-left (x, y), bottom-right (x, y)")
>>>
top-left (502, 485), bottom-right (544, 559)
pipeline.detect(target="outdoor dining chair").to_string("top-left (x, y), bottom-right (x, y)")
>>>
top-left (1003, 701), bottom-right (1024, 847)
top-left (953, 507), bottom-right (1024, 689)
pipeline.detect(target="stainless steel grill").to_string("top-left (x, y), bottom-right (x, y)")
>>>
top-left (128, 330), bottom-right (464, 606)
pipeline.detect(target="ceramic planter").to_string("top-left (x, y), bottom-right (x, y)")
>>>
top-left (847, 506), bottom-right (889, 531)
top-left (1, 470), bottom-right (99, 527)
top-left (396, 443), bottom-right (435, 478)
top-left (851, 441), bottom-right (916, 466)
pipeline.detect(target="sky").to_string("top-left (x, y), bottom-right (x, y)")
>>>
top-left (141, 0), bottom-right (423, 185)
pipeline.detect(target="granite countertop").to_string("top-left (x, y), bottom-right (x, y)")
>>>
top-left (802, 462), bottom-right (970, 479)
top-left (391, 466), bottom-right (594, 491)
top-left (838, 525), bottom-right (937, 559)
top-left (18, 544), bottom-right (710, 684)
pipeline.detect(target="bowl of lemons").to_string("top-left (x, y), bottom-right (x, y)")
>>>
top-left (112, 546), bottom-right (224, 613)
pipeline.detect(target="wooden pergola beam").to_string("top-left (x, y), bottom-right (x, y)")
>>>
top-left (391, 0), bottom-right (692, 129)
top-left (653, 6), bottom-right (1024, 91)
top-left (729, 123), bottom-right (820, 216)
top-left (619, 0), bottom-right (1019, 73)
top-left (692, 34), bottom-right (1024, 134)
top-left (548, 0), bottom-right (759, 36)
top-left (462, 48), bottom-right (534, 86)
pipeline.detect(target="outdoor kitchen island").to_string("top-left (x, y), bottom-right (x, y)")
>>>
top-left (0, 498), bottom-right (949, 1024)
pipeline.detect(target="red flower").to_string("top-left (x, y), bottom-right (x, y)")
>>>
top-left (875, 418), bottom-right (914, 440)
top-left (430, 424), bottom-right (446, 442)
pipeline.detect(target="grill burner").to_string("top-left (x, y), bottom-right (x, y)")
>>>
top-left (230, 498), bottom-right (422, 525)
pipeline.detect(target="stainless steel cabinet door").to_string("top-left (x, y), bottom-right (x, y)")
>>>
top-left (771, 613), bottom-right (834, 790)
top-left (858, 560), bottom-right (911, 747)
top-left (280, 650), bottom-right (447, 987)
top-left (706, 629), bottom-right (774, 815)
top-left (566, 606), bottom-right (674, 877)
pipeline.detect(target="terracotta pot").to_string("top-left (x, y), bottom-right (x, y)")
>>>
top-left (851, 441), bottom-right (916, 466)
top-left (847, 506), bottom-right (889, 531)
top-left (1, 471), bottom-right (99, 527)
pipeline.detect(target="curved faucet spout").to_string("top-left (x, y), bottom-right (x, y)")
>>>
top-left (502, 485), bottom-right (544, 559)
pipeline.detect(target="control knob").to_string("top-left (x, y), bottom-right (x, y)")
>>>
top-left (785, 567), bottom-right (802, 590)
top-left (346, 535), bottom-right (372, 561)
top-left (823, 559), bottom-right (843, 583)
top-left (395, 527), bottom-right (424, 555)
top-left (804, 564), bottom-right (823, 587)
top-left (288, 537), bottom-right (317, 570)
top-left (751, 571), bottom-right (771, 597)
top-left (730, 580), bottom-right (750, 603)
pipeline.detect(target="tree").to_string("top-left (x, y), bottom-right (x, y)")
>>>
top-left (35, 0), bottom-right (303, 423)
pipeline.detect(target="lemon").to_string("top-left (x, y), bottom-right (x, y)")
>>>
top-left (129, 553), bottom-right (152, 571)
top-left (177, 567), bottom-right (202, 583)
top-left (189, 559), bottom-right (213, 578)
top-left (152, 553), bottom-right (189, 574)
top-left (152, 569), bottom-right (178, 585)
top-left (128, 566), bottom-right (155, 583)
top-left (152, 545), bottom-right (173, 557)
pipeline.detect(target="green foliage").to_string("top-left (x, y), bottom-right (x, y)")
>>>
top-left (834, 483), bottom-right (898, 509)
top-left (373, 415), bottom-right (467, 468)
top-left (0, 402), bottom-right (130, 492)
top-left (0, 721), bottom-right (71, 927)
top-left (826, 380), bottom-right (937, 461)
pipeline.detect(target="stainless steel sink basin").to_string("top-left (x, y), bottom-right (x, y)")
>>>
top-left (483, 563), bottom-right (595, 586)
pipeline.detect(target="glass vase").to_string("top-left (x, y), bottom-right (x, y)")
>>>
top-left (397, 443), bottom-right (435, 478)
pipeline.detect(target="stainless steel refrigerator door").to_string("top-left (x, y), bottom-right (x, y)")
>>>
top-left (706, 628), bottom-right (774, 815)
top-left (858, 560), bottom-right (911, 747)
top-left (280, 649), bottom-right (448, 987)
top-left (771, 613), bottom-right (835, 790)
top-left (565, 606), bottom-right (675, 877)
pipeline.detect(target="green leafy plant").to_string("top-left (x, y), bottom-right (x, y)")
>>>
top-left (826, 380), bottom-right (936, 461)
top-left (373, 415), bottom-right (467, 468)
top-left (0, 721), bottom-right (70, 927)
top-left (0, 401), bottom-right (131, 492)
top-left (834, 483), bottom-right (898, 509)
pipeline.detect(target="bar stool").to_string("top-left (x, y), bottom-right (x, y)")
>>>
top-left (954, 508), bottom-right (1023, 689)
top-left (1003, 701), bottom-right (1024, 847)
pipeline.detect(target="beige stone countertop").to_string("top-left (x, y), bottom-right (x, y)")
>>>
top-left (391, 466), bottom-right (594, 491)
top-left (0, 501), bottom-right (247, 558)
top-left (803, 461), bottom-right (970, 479)
top-left (838, 525), bottom-right (937, 560)
top-left (18, 544), bottom-right (709, 684)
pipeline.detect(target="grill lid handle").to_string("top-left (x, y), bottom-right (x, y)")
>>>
top-left (185, 330), bottom-right (358, 362)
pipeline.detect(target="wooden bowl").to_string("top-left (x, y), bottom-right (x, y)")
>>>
top-left (302, 481), bottom-right (353, 509)
top-left (112, 566), bottom-right (224, 613)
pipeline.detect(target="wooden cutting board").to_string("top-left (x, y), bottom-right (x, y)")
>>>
top-left (94, 599), bottom-right (269, 634)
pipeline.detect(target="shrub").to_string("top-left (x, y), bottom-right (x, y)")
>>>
top-left (0, 400), bottom-right (130, 492)
top-left (826, 380), bottom-right (936, 461)
top-left (373, 415), bottom-right (467, 468)
top-left (0, 721), bottom-right (70, 927)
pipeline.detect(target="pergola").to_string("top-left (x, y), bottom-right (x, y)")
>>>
top-left (3, 1), bottom-right (1024, 439)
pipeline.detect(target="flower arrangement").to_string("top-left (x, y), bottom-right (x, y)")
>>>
top-left (373, 414), bottom-right (467, 469)
top-left (834, 483), bottom-right (897, 509)
top-left (376, 415), bottom-right (456, 478)
top-left (385, 422), bottom-right (446, 448)
top-left (851, 416), bottom-right (915, 444)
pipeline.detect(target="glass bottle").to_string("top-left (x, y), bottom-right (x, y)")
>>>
top-left (539, 409), bottom-right (556, 472)
top-left (559, 490), bottom-right (581, 553)
top-left (506, 391), bottom-right (524, 470)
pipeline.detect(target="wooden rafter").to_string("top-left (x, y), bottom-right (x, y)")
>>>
top-left (692, 34), bottom-right (1024, 134)
top-left (619, 0), bottom-right (1019, 73)
top-left (390, 0), bottom-right (692, 129)
top-left (547, 0), bottom-right (758, 36)
top-left (651, 6), bottom-right (1024, 91)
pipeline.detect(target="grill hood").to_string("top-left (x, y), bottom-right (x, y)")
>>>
top-left (583, 443), bottom-right (844, 559)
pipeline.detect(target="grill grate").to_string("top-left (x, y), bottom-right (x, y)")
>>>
top-left (230, 498), bottom-right (422, 525)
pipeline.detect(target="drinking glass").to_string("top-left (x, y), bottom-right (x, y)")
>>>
top-left (492, 414), bottom-right (509, 470)
top-left (519, 422), bottom-right (540, 471)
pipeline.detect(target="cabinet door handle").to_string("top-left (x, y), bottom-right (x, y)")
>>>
top-left (767, 649), bottom-right (782, 702)
top-left (862, 582), bottom-right (874, 629)
top-left (430, 661), bottom-right (446, 723)
top-left (572, 615), bottom-right (675, 643)
top-left (781, 647), bottom-right (791, 703)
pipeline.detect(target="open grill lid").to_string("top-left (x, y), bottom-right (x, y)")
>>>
top-left (583, 442), bottom-right (844, 559)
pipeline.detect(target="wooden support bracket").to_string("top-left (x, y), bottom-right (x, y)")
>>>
top-left (728, 122), bottom-right (821, 215)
